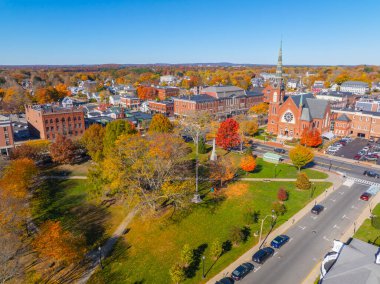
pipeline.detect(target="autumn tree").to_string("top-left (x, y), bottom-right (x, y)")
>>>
top-left (0, 158), bottom-right (38, 198)
top-left (249, 102), bottom-right (269, 115)
top-left (103, 120), bottom-right (137, 155)
top-left (296, 173), bottom-right (311, 190)
top-left (148, 114), bottom-right (173, 133)
top-left (49, 135), bottom-right (77, 164)
top-left (240, 155), bottom-right (256, 173)
top-left (10, 140), bottom-right (50, 161)
top-left (100, 133), bottom-right (193, 213)
top-left (180, 244), bottom-right (193, 268)
top-left (289, 145), bottom-right (314, 171)
top-left (240, 119), bottom-right (259, 136)
top-left (32, 220), bottom-right (85, 265)
top-left (272, 201), bottom-right (287, 215)
top-left (169, 262), bottom-right (186, 284)
top-left (136, 86), bottom-right (158, 100)
top-left (216, 118), bottom-right (240, 150)
top-left (209, 156), bottom-right (237, 187)
top-left (210, 239), bottom-right (223, 260)
top-left (277, 188), bottom-right (288, 201)
top-left (81, 124), bottom-right (106, 162)
top-left (300, 128), bottom-right (322, 147)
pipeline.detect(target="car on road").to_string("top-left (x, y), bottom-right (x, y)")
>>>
top-left (311, 204), bottom-right (324, 215)
top-left (360, 192), bottom-right (372, 201)
top-left (274, 148), bottom-right (286, 154)
top-left (363, 170), bottom-right (380, 178)
top-left (215, 277), bottom-right (235, 284)
top-left (270, 235), bottom-right (290, 249)
top-left (252, 247), bottom-right (275, 264)
top-left (353, 154), bottom-right (362, 160)
top-left (230, 262), bottom-right (254, 281)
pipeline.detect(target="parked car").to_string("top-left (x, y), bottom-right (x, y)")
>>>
top-left (252, 247), bottom-right (275, 264)
top-left (311, 204), bottom-right (324, 215)
top-left (270, 235), bottom-right (290, 249)
top-left (274, 148), bottom-right (286, 154)
top-left (363, 146), bottom-right (370, 151)
top-left (363, 170), bottom-right (380, 178)
top-left (360, 192), bottom-right (372, 201)
top-left (215, 277), bottom-right (235, 284)
top-left (337, 141), bottom-right (347, 146)
top-left (358, 150), bottom-right (367, 155)
top-left (231, 263), bottom-right (254, 281)
top-left (364, 155), bottom-right (378, 161)
top-left (353, 154), bottom-right (362, 160)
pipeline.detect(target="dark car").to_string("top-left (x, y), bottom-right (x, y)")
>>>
top-left (252, 247), bottom-right (275, 264)
top-left (274, 148), bottom-right (286, 154)
top-left (270, 235), bottom-right (290, 249)
top-left (360, 192), bottom-right (372, 201)
top-left (231, 262), bottom-right (254, 281)
top-left (215, 277), bottom-right (235, 284)
top-left (363, 170), bottom-right (380, 178)
top-left (311, 204), bottom-right (324, 215)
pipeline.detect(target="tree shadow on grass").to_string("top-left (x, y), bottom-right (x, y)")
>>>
top-left (185, 243), bottom-right (208, 279)
top-left (252, 164), bottom-right (263, 174)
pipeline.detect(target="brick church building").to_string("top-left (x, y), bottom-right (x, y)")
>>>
top-left (267, 43), bottom-right (331, 139)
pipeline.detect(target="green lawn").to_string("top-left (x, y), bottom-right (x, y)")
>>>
top-left (90, 180), bottom-right (332, 284)
top-left (354, 203), bottom-right (380, 247)
top-left (31, 178), bottom-right (128, 250)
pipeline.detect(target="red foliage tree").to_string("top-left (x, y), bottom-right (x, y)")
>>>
top-left (216, 118), bottom-right (240, 150)
top-left (136, 86), bottom-right (158, 100)
top-left (277, 187), bottom-right (288, 201)
top-left (300, 128), bottom-right (322, 147)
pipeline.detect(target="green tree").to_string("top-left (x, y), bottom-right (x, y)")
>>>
top-left (229, 226), bottom-right (244, 246)
top-left (296, 173), bottom-right (311, 190)
top-left (272, 201), bottom-right (287, 216)
top-left (198, 136), bottom-right (207, 154)
top-left (210, 238), bottom-right (223, 260)
top-left (169, 262), bottom-right (186, 284)
top-left (103, 120), bottom-right (137, 154)
top-left (180, 244), bottom-right (193, 268)
top-left (148, 114), bottom-right (173, 133)
top-left (289, 145), bottom-right (314, 171)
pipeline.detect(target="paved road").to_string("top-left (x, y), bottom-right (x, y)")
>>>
top-left (240, 181), bottom-right (372, 284)
top-left (253, 143), bottom-right (372, 179)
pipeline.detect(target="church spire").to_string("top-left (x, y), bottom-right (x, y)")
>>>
top-left (276, 40), bottom-right (283, 82)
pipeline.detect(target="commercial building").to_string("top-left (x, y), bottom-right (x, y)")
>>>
top-left (148, 100), bottom-right (174, 117)
top-left (120, 96), bottom-right (140, 109)
top-left (340, 81), bottom-right (369, 95)
top-left (25, 104), bottom-right (85, 140)
top-left (173, 86), bottom-right (263, 117)
top-left (156, 87), bottom-right (180, 100)
top-left (355, 98), bottom-right (380, 112)
top-left (0, 115), bottom-right (15, 155)
top-left (316, 91), bottom-right (356, 108)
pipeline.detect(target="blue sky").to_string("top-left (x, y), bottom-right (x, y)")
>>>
top-left (0, 0), bottom-right (379, 65)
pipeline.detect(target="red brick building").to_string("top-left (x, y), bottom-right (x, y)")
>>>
top-left (0, 115), bottom-right (14, 155)
top-left (173, 86), bottom-right (263, 117)
top-left (25, 104), bottom-right (85, 140)
top-left (267, 87), bottom-right (331, 139)
top-left (148, 100), bottom-right (174, 117)
top-left (120, 96), bottom-right (140, 109)
top-left (156, 87), bottom-right (180, 100)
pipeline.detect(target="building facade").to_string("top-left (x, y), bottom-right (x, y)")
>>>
top-left (148, 100), bottom-right (174, 117)
top-left (340, 81), bottom-right (369, 95)
top-left (25, 104), bottom-right (85, 140)
top-left (120, 96), bottom-right (140, 109)
top-left (156, 87), bottom-right (180, 100)
top-left (0, 115), bottom-right (14, 155)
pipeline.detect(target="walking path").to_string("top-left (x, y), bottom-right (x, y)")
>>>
top-left (207, 171), bottom-right (342, 284)
top-left (240, 178), bottom-right (326, 182)
top-left (76, 208), bottom-right (137, 284)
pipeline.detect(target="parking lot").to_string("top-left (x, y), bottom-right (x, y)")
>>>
top-left (327, 138), bottom-right (380, 165)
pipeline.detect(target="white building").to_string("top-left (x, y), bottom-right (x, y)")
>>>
top-left (287, 79), bottom-right (300, 89)
top-left (109, 95), bottom-right (121, 106)
top-left (340, 81), bottom-right (369, 95)
top-left (160, 75), bottom-right (178, 85)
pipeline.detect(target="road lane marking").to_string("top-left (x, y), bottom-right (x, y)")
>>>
top-left (254, 266), bottom-right (261, 272)
top-left (289, 238), bottom-right (293, 243)
top-left (330, 198), bottom-right (336, 202)
top-left (342, 215), bottom-right (350, 220)
top-left (274, 252), bottom-right (278, 256)
top-left (323, 236), bottom-right (330, 242)
top-left (298, 225), bottom-right (306, 230)
top-left (351, 205), bottom-right (358, 210)
top-left (311, 216), bottom-right (318, 220)
top-left (333, 224), bottom-right (340, 229)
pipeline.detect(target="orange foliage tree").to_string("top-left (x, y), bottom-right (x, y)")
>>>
top-left (240, 155), bottom-right (256, 173)
top-left (49, 135), bottom-right (77, 164)
top-left (209, 156), bottom-right (237, 187)
top-left (0, 158), bottom-right (38, 198)
top-left (136, 86), bottom-right (158, 100)
top-left (300, 128), bottom-right (322, 147)
top-left (32, 220), bottom-right (85, 265)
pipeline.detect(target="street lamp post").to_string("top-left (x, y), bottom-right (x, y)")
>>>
top-left (274, 164), bottom-right (278, 178)
top-left (98, 246), bottom-right (103, 269)
top-left (202, 255), bottom-right (206, 278)
top-left (259, 210), bottom-right (276, 247)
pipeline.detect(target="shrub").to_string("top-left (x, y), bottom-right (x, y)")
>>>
top-left (229, 226), bottom-right (245, 246)
top-left (169, 262), bottom-right (186, 283)
top-left (371, 216), bottom-right (380, 229)
top-left (209, 238), bottom-right (223, 260)
top-left (180, 244), bottom-right (193, 268)
top-left (272, 201), bottom-right (287, 216)
top-left (198, 137), bottom-right (207, 154)
top-left (277, 187), bottom-right (288, 201)
top-left (296, 173), bottom-right (311, 190)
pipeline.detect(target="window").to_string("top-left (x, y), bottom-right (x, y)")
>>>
top-left (56, 118), bottom-right (59, 123)
top-left (45, 119), bottom-right (48, 124)
top-left (46, 127), bottom-right (49, 132)
top-left (50, 119), bottom-right (53, 123)
top-left (68, 117), bottom-right (71, 121)
top-left (47, 134), bottom-right (50, 139)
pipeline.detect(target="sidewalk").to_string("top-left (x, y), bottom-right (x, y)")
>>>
top-left (207, 171), bottom-right (342, 284)
top-left (240, 178), bottom-right (326, 182)
top-left (302, 188), bottom-right (380, 284)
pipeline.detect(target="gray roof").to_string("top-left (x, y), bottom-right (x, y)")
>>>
top-left (174, 94), bottom-right (216, 103)
top-left (202, 85), bottom-right (243, 93)
top-left (341, 81), bottom-right (369, 87)
top-left (336, 114), bottom-right (351, 122)
top-left (321, 239), bottom-right (380, 284)
top-left (306, 98), bottom-right (329, 119)
top-left (290, 93), bottom-right (314, 107)
top-left (319, 91), bottom-right (353, 98)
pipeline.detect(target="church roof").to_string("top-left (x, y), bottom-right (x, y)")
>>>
top-left (290, 93), bottom-right (314, 107)
top-left (289, 93), bottom-right (329, 121)
top-left (336, 114), bottom-right (351, 122)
